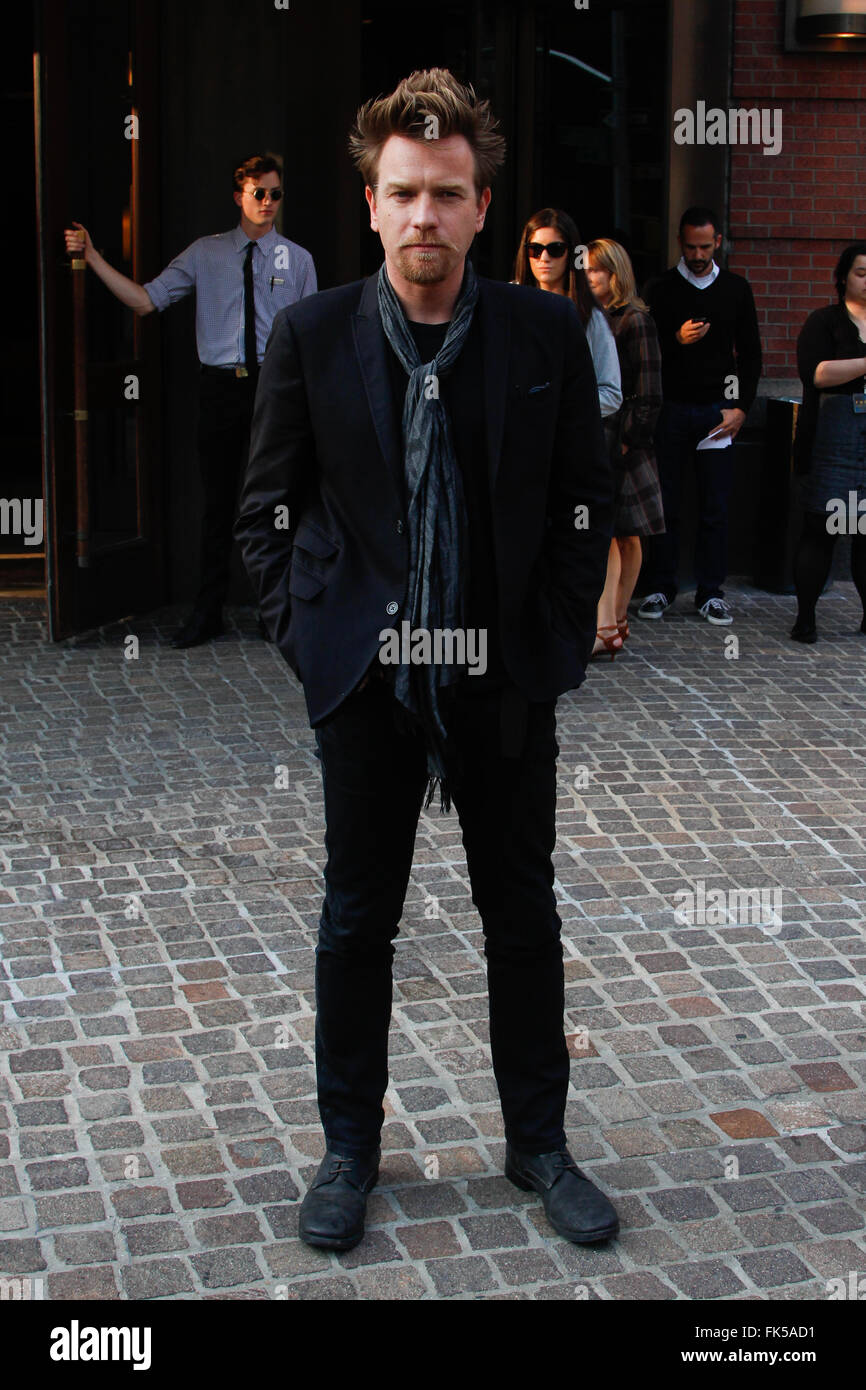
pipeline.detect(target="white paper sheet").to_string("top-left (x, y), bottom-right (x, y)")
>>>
top-left (696, 430), bottom-right (733, 451)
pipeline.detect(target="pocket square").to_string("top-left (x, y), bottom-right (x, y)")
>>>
top-left (513, 380), bottom-right (552, 400)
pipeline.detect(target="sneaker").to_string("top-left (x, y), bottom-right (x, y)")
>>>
top-left (698, 598), bottom-right (733, 625)
top-left (637, 592), bottom-right (670, 620)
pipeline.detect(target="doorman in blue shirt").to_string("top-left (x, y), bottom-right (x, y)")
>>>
top-left (65, 154), bottom-right (317, 647)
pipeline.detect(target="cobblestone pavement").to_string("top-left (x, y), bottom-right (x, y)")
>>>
top-left (1, 580), bottom-right (865, 1302)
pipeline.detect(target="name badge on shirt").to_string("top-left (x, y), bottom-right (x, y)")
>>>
top-left (269, 276), bottom-right (285, 291)
top-left (853, 395), bottom-right (866, 414)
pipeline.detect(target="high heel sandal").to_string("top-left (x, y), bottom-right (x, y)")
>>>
top-left (616, 614), bottom-right (630, 643)
top-left (592, 625), bottom-right (624, 661)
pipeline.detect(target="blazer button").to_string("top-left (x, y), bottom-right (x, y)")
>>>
top-left (386, 601), bottom-right (399, 616)
top-left (396, 520), bottom-right (404, 533)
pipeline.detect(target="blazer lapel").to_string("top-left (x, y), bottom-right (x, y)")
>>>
top-left (352, 275), bottom-right (403, 505)
top-left (480, 279), bottom-right (510, 491)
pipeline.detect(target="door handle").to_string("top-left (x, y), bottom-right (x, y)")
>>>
top-left (69, 252), bottom-right (91, 568)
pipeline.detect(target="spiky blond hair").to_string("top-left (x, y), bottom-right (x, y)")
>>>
top-left (349, 68), bottom-right (506, 194)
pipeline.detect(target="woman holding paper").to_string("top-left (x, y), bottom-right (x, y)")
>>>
top-left (791, 242), bottom-right (866, 643)
top-left (585, 239), bottom-right (665, 657)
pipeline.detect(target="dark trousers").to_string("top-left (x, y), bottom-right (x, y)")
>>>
top-left (644, 399), bottom-right (733, 606)
top-left (194, 369), bottom-right (256, 617)
top-left (312, 676), bottom-right (570, 1158)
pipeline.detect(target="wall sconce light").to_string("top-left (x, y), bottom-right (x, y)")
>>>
top-left (786, 0), bottom-right (866, 47)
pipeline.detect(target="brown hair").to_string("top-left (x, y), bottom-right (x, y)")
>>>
top-left (586, 238), bottom-right (648, 312)
top-left (513, 208), bottom-right (595, 328)
top-left (348, 68), bottom-right (506, 194)
top-left (232, 154), bottom-right (282, 193)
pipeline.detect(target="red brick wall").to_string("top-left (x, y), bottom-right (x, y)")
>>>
top-left (728, 0), bottom-right (866, 384)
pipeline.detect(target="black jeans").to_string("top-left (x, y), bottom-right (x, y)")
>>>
top-left (195, 369), bottom-right (257, 617)
top-left (312, 675), bottom-right (570, 1158)
top-left (645, 399), bottom-right (733, 606)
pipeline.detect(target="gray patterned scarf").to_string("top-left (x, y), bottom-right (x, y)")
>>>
top-left (377, 260), bottom-right (480, 811)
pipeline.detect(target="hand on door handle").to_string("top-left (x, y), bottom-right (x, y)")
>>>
top-left (64, 222), bottom-right (93, 264)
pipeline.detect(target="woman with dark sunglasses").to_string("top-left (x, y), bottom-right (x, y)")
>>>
top-left (513, 209), bottom-right (623, 655)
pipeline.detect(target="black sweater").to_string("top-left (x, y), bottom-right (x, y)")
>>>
top-left (646, 266), bottom-right (762, 413)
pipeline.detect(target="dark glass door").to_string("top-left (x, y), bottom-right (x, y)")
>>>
top-left (35, 0), bottom-right (166, 639)
top-left (531, 0), bottom-right (669, 288)
top-left (1, 7), bottom-right (43, 600)
top-left (357, 0), bottom-right (668, 287)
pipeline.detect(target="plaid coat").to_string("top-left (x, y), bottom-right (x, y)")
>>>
top-left (604, 303), bottom-right (666, 536)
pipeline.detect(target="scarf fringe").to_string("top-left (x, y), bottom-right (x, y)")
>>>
top-left (424, 774), bottom-right (452, 816)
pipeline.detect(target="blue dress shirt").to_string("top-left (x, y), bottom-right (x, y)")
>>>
top-left (142, 224), bottom-right (317, 366)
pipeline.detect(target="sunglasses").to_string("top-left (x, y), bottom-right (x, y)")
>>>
top-left (248, 187), bottom-right (283, 202)
top-left (527, 240), bottom-right (568, 259)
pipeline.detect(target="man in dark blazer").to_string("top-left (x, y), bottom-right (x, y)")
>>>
top-left (234, 69), bottom-right (618, 1253)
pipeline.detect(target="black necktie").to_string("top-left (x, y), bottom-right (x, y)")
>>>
top-left (243, 241), bottom-right (258, 378)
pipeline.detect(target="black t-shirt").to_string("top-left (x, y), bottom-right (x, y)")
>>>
top-left (797, 303), bottom-right (866, 397)
top-left (385, 311), bottom-right (505, 688)
top-left (794, 303), bottom-right (866, 472)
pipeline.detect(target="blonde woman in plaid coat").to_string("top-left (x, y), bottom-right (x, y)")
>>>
top-left (587, 240), bottom-right (665, 658)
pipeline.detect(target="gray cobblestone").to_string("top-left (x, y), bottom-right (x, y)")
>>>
top-left (803, 1202), bottom-right (863, 1234)
top-left (34, 1192), bottom-right (106, 1227)
top-left (78, 1093), bottom-right (132, 1120)
top-left (737, 1248), bottom-right (813, 1287)
top-left (775, 1169), bottom-right (849, 1204)
top-left (234, 1171), bottom-right (299, 1204)
top-left (175, 1179), bottom-right (233, 1210)
top-left (193, 1213), bottom-right (264, 1246)
top-left (121, 1257), bottom-right (194, 1299)
top-left (54, 1230), bottom-right (118, 1264)
top-left (123, 1220), bottom-right (189, 1255)
top-left (459, 1213), bottom-right (529, 1250)
top-left (111, 1187), bottom-right (174, 1218)
top-left (0, 1199), bottom-right (28, 1231)
top-left (0, 1237), bottom-right (46, 1272)
top-left (47, 1265), bottom-right (120, 1300)
top-left (25, 1158), bottom-right (90, 1191)
top-left (190, 1246), bottom-right (264, 1288)
top-left (427, 1254), bottom-right (497, 1296)
top-left (663, 1259), bottom-right (748, 1299)
top-left (13, 1101), bottom-right (68, 1126)
top-left (603, 1271), bottom-right (678, 1299)
top-left (4, 585), bottom-right (866, 1299)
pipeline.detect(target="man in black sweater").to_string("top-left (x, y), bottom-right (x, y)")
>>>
top-left (638, 207), bottom-right (762, 624)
